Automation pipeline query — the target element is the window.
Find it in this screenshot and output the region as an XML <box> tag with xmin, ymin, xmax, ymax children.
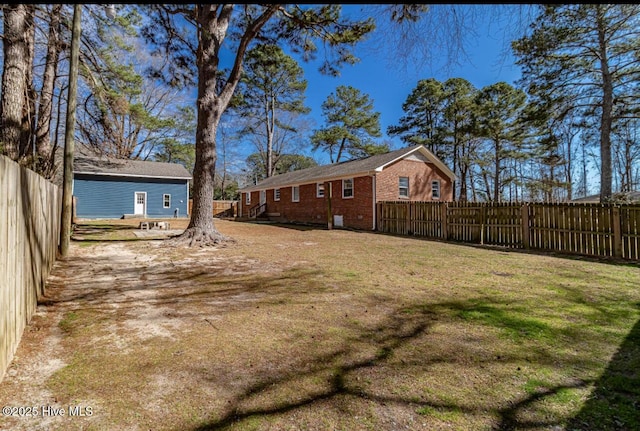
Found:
<box><xmin>292</xmin><ymin>185</ymin><xmax>300</xmax><ymax>202</ymax></box>
<box><xmin>399</xmin><ymin>177</ymin><xmax>409</xmax><ymax>198</ymax></box>
<box><xmin>274</xmin><ymin>188</ymin><xmax>280</xmax><ymax>201</ymax></box>
<box><xmin>432</xmin><ymin>180</ymin><xmax>441</xmax><ymax>199</ymax></box>
<box><xmin>246</xmin><ymin>192</ymin><xmax>251</xmax><ymax>205</ymax></box>
<box><xmin>163</xmin><ymin>194</ymin><xmax>171</xmax><ymax>208</ymax></box>
<box><xmin>342</xmin><ymin>178</ymin><xmax>354</xmax><ymax>198</ymax></box>
<box><xmin>317</xmin><ymin>183</ymin><xmax>325</xmax><ymax>198</ymax></box>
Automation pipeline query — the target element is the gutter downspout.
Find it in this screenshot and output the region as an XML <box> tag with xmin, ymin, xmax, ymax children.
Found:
<box><xmin>372</xmin><ymin>174</ymin><xmax>376</xmax><ymax>230</ymax></box>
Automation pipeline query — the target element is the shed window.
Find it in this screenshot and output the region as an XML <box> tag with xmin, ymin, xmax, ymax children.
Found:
<box><xmin>342</xmin><ymin>178</ymin><xmax>354</xmax><ymax>199</ymax></box>
<box><xmin>317</xmin><ymin>183</ymin><xmax>325</xmax><ymax>198</ymax></box>
<box><xmin>432</xmin><ymin>180</ymin><xmax>441</xmax><ymax>199</ymax></box>
<box><xmin>163</xmin><ymin>194</ymin><xmax>171</xmax><ymax>208</ymax></box>
<box><xmin>292</xmin><ymin>186</ymin><xmax>300</xmax><ymax>202</ymax></box>
<box><xmin>399</xmin><ymin>177</ymin><xmax>409</xmax><ymax>198</ymax></box>
<box><xmin>274</xmin><ymin>188</ymin><xmax>280</xmax><ymax>201</ymax></box>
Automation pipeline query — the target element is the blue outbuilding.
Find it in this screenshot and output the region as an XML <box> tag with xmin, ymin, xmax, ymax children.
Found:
<box><xmin>73</xmin><ymin>155</ymin><xmax>191</xmax><ymax>219</ymax></box>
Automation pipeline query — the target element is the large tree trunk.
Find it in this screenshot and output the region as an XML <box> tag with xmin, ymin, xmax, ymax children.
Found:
<box><xmin>35</xmin><ymin>4</ymin><xmax>63</xmax><ymax>178</ymax></box>
<box><xmin>174</xmin><ymin>5</ymin><xmax>230</xmax><ymax>246</ymax></box>
<box><xmin>21</xmin><ymin>4</ymin><xmax>36</xmax><ymax>160</ymax></box>
<box><xmin>172</xmin><ymin>4</ymin><xmax>279</xmax><ymax>246</ymax></box>
<box><xmin>597</xmin><ymin>6</ymin><xmax>613</xmax><ymax>203</ymax></box>
<box><xmin>1</xmin><ymin>4</ymin><xmax>31</xmax><ymax>161</ymax></box>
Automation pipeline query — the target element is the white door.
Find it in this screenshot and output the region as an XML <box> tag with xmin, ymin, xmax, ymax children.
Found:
<box><xmin>134</xmin><ymin>192</ymin><xmax>146</xmax><ymax>215</ymax></box>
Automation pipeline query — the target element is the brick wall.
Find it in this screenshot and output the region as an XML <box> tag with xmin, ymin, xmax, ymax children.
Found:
<box><xmin>239</xmin><ymin>157</ymin><xmax>453</xmax><ymax>230</ymax></box>
<box><xmin>375</xmin><ymin>158</ymin><xmax>453</xmax><ymax>202</ymax></box>
<box><xmin>241</xmin><ymin>176</ymin><xmax>375</xmax><ymax>230</ymax></box>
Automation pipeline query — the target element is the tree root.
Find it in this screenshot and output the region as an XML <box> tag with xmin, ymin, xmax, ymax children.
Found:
<box><xmin>166</xmin><ymin>226</ymin><xmax>236</xmax><ymax>248</ymax></box>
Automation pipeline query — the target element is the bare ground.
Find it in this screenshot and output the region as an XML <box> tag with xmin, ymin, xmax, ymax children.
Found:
<box><xmin>1</xmin><ymin>219</ymin><xmax>639</xmax><ymax>431</ymax></box>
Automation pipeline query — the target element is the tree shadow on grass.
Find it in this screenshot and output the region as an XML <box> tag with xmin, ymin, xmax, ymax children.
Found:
<box><xmin>191</xmin><ymin>305</ymin><xmax>453</xmax><ymax>431</ymax></box>
<box><xmin>564</xmin><ymin>315</ymin><xmax>640</xmax><ymax>431</ymax></box>
<box><xmin>186</xmin><ymin>298</ymin><xmax>639</xmax><ymax>431</ymax></box>
<box><xmin>34</xmin><ymin>242</ymin><xmax>640</xmax><ymax>430</ymax></box>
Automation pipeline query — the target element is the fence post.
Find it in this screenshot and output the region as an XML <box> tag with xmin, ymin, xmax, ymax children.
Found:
<box><xmin>441</xmin><ymin>202</ymin><xmax>448</xmax><ymax>240</ymax></box>
<box><xmin>405</xmin><ymin>202</ymin><xmax>412</xmax><ymax>235</ymax></box>
<box><xmin>521</xmin><ymin>203</ymin><xmax>530</xmax><ymax>249</ymax></box>
<box><xmin>480</xmin><ymin>205</ymin><xmax>486</xmax><ymax>245</ymax></box>
<box><xmin>612</xmin><ymin>206</ymin><xmax>622</xmax><ymax>258</ymax></box>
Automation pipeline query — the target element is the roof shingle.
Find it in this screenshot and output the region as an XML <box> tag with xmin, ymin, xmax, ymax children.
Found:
<box><xmin>241</xmin><ymin>145</ymin><xmax>454</xmax><ymax>192</ymax></box>
<box><xmin>74</xmin><ymin>155</ymin><xmax>192</xmax><ymax>180</ymax></box>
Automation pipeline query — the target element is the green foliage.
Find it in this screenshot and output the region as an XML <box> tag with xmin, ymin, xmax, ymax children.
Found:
<box><xmin>214</xmin><ymin>180</ymin><xmax>240</xmax><ymax>201</ymax></box>
<box><xmin>154</xmin><ymin>140</ymin><xmax>195</xmax><ymax>172</ymax></box>
<box><xmin>388</xmin><ymin>78</ymin><xmax>447</xmax><ymax>159</ymax></box>
<box><xmin>245</xmin><ymin>152</ymin><xmax>318</xmax><ymax>183</ymax></box>
<box><xmin>79</xmin><ymin>5</ymin><xmax>189</xmax><ymax>160</ymax></box>
<box><xmin>311</xmin><ymin>85</ymin><xmax>387</xmax><ymax>163</ymax></box>
<box><xmin>234</xmin><ymin>44</ymin><xmax>310</xmax><ymax>177</ymax></box>
<box><xmin>273</xmin><ymin>5</ymin><xmax>376</xmax><ymax>77</ymax></box>
<box><xmin>153</xmin><ymin>106</ymin><xmax>196</xmax><ymax>172</ymax></box>
<box><xmin>238</xmin><ymin>44</ymin><xmax>309</xmax><ymax>116</ymax></box>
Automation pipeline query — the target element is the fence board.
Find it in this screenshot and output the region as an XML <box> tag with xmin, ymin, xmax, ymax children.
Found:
<box><xmin>377</xmin><ymin>200</ymin><xmax>640</xmax><ymax>262</ymax></box>
<box><xmin>0</xmin><ymin>156</ymin><xmax>61</xmax><ymax>382</ymax></box>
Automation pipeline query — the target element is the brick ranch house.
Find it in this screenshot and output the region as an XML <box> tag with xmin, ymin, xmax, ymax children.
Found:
<box><xmin>239</xmin><ymin>145</ymin><xmax>455</xmax><ymax>230</ymax></box>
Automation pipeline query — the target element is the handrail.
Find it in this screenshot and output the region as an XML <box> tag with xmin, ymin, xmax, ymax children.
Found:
<box><xmin>249</xmin><ymin>202</ymin><xmax>267</xmax><ymax>218</ymax></box>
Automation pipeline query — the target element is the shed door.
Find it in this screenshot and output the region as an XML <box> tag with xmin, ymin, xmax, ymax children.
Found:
<box><xmin>134</xmin><ymin>192</ymin><xmax>146</xmax><ymax>215</ymax></box>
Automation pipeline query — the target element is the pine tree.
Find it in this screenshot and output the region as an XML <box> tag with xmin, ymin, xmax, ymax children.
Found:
<box><xmin>513</xmin><ymin>4</ymin><xmax>640</xmax><ymax>202</ymax></box>
<box><xmin>235</xmin><ymin>44</ymin><xmax>310</xmax><ymax>178</ymax></box>
<box><xmin>311</xmin><ymin>85</ymin><xmax>386</xmax><ymax>163</ymax></box>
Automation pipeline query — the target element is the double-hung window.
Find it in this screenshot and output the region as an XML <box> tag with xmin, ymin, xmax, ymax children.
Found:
<box><xmin>292</xmin><ymin>186</ymin><xmax>300</xmax><ymax>202</ymax></box>
<box><xmin>398</xmin><ymin>177</ymin><xmax>409</xmax><ymax>198</ymax></box>
<box><xmin>163</xmin><ymin>194</ymin><xmax>171</xmax><ymax>208</ymax></box>
<box><xmin>274</xmin><ymin>188</ymin><xmax>280</xmax><ymax>201</ymax></box>
<box><xmin>342</xmin><ymin>178</ymin><xmax>354</xmax><ymax>198</ymax></box>
<box><xmin>246</xmin><ymin>192</ymin><xmax>251</xmax><ymax>205</ymax></box>
<box><xmin>317</xmin><ymin>183</ymin><xmax>325</xmax><ymax>198</ymax></box>
<box><xmin>432</xmin><ymin>180</ymin><xmax>441</xmax><ymax>199</ymax></box>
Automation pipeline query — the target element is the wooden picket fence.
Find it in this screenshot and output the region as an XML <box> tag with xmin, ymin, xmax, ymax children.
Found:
<box><xmin>188</xmin><ymin>199</ymin><xmax>238</xmax><ymax>218</ymax></box>
<box><xmin>376</xmin><ymin>201</ymin><xmax>640</xmax><ymax>261</ymax></box>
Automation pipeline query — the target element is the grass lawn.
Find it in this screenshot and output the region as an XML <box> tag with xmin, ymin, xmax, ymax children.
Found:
<box><xmin>1</xmin><ymin>219</ymin><xmax>638</xmax><ymax>431</ymax></box>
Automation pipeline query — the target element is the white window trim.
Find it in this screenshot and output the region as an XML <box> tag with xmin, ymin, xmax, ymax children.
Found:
<box><xmin>432</xmin><ymin>180</ymin><xmax>441</xmax><ymax>200</ymax></box>
<box><xmin>292</xmin><ymin>185</ymin><xmax>300</xmax><ymax>202</ymax></box>
<box><xmin>163</xmin><ymin>194</ymin><xmax>171</xmax><ymax>208</ymax></box>
<box><xmin>399</xmin><ymin>177</ymin><xmax>409</xmax><ymax>199</ymax></box>
<box><xmin>274</xmin><ymin>188</ymin><xmax>280</xmax><ymax>201</ymax></box>
<box><xmin>246</xmin><ymin>192</ymin><xmax>251</xmax><ymax>205</ymax></box>
<box><xmin>316</xmin><ymin>182</ymin><xmax>325</xmax><ymax>198</ymax></box>
<box><xmin>342</xmin><ymin>178</ymin><xmax>354</xmax><ymax>199</ymax></box>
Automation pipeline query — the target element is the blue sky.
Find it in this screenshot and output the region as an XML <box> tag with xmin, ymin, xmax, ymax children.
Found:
<box><xmin>231</xmin><ymin>5</ymin><xmax>526</xmax><ymax>167</ymax></box>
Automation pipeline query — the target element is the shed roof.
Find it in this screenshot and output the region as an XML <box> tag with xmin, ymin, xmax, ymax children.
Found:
<box><xmin>241</xmin><ymin>145</ymin><xmax>455</xmax><ymax>192</ymax></box>
<box><xmin>74</xmin><ymin>155</ymin><xmax>192</xmax><ymax>180</ymax></box>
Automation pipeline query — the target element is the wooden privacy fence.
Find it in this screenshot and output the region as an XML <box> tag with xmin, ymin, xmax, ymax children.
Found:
<box><xmin>377</xmin><ymin>201</ymin><xmax>640</xmax><ymax>261</ymax></box>
<box><xmin>0</xmin><ymin>156</ymin><xmax>62</xmax><ymax>382</ymax></box>
<box><xmin>188</xmin><ymin>199</ymin><xmax>238</xmax><ymax>218</ymax></box>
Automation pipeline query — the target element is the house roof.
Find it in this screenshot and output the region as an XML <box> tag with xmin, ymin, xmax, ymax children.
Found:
<box><xmin>571</xmin><ymin>191</ymin><xmax>640</xmax><ymax>203</ymax></box>
<box><xmin>241</xmin><ymin>145</ymin><xmax>455</xmax><ymax>192</ymax></box>
<box><xmin>74</xmin><ymin>155</ymin><xmax>192</xmax><ymax>180</ymax></box>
